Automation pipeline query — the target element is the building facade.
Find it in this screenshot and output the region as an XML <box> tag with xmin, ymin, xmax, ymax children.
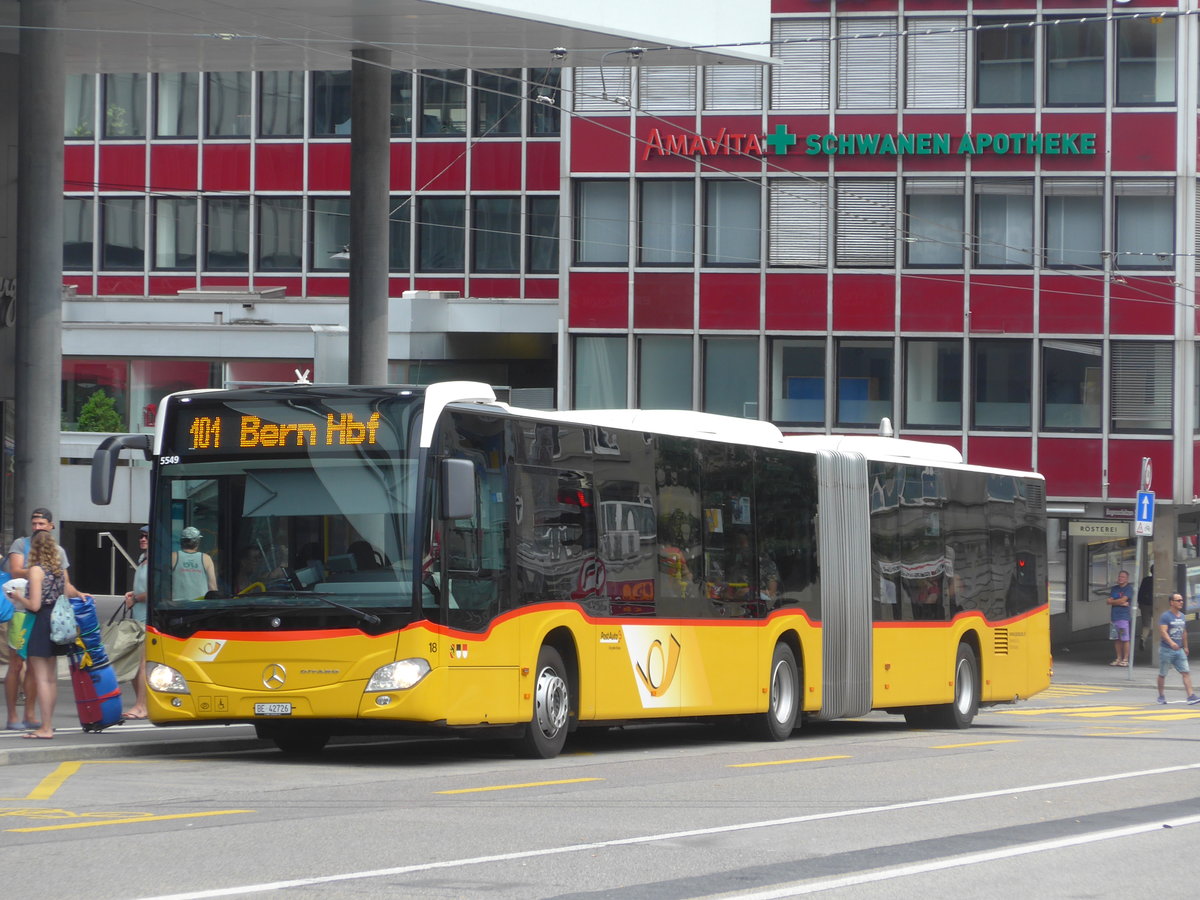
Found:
<box><xmin>23</xmin><ymin>0</ymin><xmax>1200</xmax><ymax>640</ymax></box>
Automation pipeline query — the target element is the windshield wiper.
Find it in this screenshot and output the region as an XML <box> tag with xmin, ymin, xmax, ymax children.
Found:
<box><xmin>248</xmin><ymin>591</ymin><xmax>382</xmax><ymax>626</ymax></box>
<box><xmin>159</xmin><ymin>593</ymin><xmax>381</xmax><ymax>627</ymax></box>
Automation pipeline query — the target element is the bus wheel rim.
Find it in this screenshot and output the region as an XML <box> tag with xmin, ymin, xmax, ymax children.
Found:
<box><xmin>771</xmin><ymin>660</ymin><xmax>796</xmax><ymax>723</ymax></box>
<box><xmin>954</xmin><ymin>659</ymin><xmax>974</xmax><ymax>715</ymax></box>
<box><xmin>535</xmin><ymin>666</ymin><xmax>569</xmax><ymax>737</ymax></box>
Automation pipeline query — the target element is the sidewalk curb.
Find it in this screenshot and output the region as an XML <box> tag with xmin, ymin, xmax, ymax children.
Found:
<box><xmin>0</xmin><ymin>735</ymin><xmax>271</xmax><ymax>768</ymax></box>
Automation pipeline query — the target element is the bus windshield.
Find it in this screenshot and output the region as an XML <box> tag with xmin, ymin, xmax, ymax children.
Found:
<box><xmin>149</xmin><ymin>393</ymin><xmax>423</xmax><ymax>635</ymax></box>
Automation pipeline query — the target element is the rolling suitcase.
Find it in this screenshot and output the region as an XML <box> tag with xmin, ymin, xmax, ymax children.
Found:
<box><xmin>68</xmin><ymin>654</ymin><xmax>124</xmax><ymax>732</ymax></box>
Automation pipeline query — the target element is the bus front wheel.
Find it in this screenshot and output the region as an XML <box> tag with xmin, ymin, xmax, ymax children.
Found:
<box><xmin>516</xmin><ymin>646</ymin><xmax>571</xmax><ymax>759</ymax></box>
<box><xmin>750</xmin><ymin>643</ymin><xmax>800</xmax><ymax>741</ymax></box>
<box><xmin>926</xmin><ymin>643</ymin><xmax>979</xmax><ymax>729</ymax></box>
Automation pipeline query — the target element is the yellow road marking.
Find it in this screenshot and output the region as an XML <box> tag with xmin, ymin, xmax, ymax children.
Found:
<box><xmin>25</xmin><ymin>760</ymin><xmax>150</xmax><ymax>801</ymax></box>
<box><xmin>1082</xmin><ymin>730</ymin><xmax>1161</xmax><ymax>736</ymax></box>
<box><xmin>996</xmin><ymin>706</ymin><xmax>1140</xmax><ymax>716</ymax></box>
<box><xmin>931</xmin><ymin>739</ymin><xmax>1020</xmax><ymax>750</ymax></box>
<box><xmin>436</xmin><ymin>778</ymin><xmax>603</xmax><ymax>795</ymax></box>
<box><xmin>7</xmin><ymin>809</ymin><xmax>253</xmax><ymax>832</ymax></box>
<box><xmin>730</xmin><ymin>755</ymin><xmax>851</xmax><ymax>768</ymax></box>
<box><xmin>1127</xmin><ymin>712</ymin><xmax>1200</xmax><ymax>721</ymax></box>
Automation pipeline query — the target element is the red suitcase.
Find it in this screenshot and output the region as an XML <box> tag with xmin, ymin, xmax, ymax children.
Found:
<box><xmin>68</xmin><ymin>655</ymin><xmax>124</xmax><ymax>732</ymax></box>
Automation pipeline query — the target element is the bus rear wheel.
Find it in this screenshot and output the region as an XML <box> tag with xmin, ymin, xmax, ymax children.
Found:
<box><xmin>926</xmin><ymin>643</ymin><xmax>979</xmax><ymax>729</ymax></box>
<box><xmin>749</xmin><ymin>643</ymin><xmax>799</xmax><ymax>741</ymax></box>
<box><xmin>516</xmin><ymin>646</ymin><xmax>571</xmax><ymax>759</ymax></box>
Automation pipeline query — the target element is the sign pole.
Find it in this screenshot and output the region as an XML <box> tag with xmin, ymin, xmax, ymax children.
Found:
<box><xmin>1129</xmin><ymin>458</ymin><xmax>1154</xmax><ymax>681</ymax></box>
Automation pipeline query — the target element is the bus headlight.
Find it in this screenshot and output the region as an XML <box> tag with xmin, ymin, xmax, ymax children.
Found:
<box><xmin>366</xmin><ymin>658</ymin><xmax>430</xmax><ymax>692</ymax></box>
<box><xmin>147</xmin><ymin>663</ymin><xmax>190</xmax><ymax>694</ymax></box>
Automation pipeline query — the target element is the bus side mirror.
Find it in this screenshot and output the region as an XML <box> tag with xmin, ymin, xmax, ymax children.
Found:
<box><xmin>91</xmin><ymin>433</ymin><xmax>153</xmax><ymax>505</ymax></box>
<box><xmin>440</xmin><ymin>458</ymin><xmax>477</xmax><ymax>520</ymax></box>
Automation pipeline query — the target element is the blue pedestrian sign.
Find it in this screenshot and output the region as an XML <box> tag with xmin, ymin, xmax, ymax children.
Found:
<box><xmin>1135</xmin><ymin>490</ymin><xmax>1155</xmax><ymax>537</ymax></box>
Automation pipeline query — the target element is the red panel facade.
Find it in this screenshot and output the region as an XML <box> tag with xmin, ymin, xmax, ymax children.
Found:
<box><xmin>307</xmin><ymin>144</ymin><xmax>350</xmax><ymax>191</ymax></box>
<box><xmin>636</xmin><ymin>116</ymin><xmax>700</xmax><ymax>173</ymax></box>
<box><xmin>900</xmin><ymin>275</ymin><xmax>964</xmax><ymax>332</ymax></box>
<box><xmin>1039</xmin><ymin>276</ymin><xmax>1104</xmax><ymax>334</ymax></box>
<box><xmin>700</xmin><ymin>273</ymin><xmax>760</xmax><ymax>330</ymax></box>
<box><xmin>468</xmin><ymin>277</ymin><xmax>522</xmax><ymax>299</ymax></box>
<box><xmin>899</xmin><ymin>115</ymin><xmax>966</xmax><ymax>173</ymax></box>
<box><xmin>1109</xmin><ymin>439</ymin><xmax>1174</xmax><ymax>500</ymax></box>
<box><xmin>96</xmin><ymin>275</ymin><xmax>144</xmax><ymax>294</ymax></box>
<box><xmin>523</xmin><ymin>278</ymin><xmax>559</xmax><ymax>299</ymax></box>
<box><xmin>64</xmin><ymin>145</ymin><xmax>94</xmax><ymax>191</ymax></box>
<box><xmin>389</xmin><ymin>143</ymin><xmax>412</xmax><ymax>191</ymax></box>
<box><xmin>415</xmin><ymin>142</ymin><xmax>467</xmax><ymax>191</ymax></box>
<box><xmin>964</xmin><ymin>436</ymin><xmax>1032</xmax><ymax>472</ymax></box>
<box><xmin>830</xmin><ymin>115</ymin><xmax>899</xmax><ymax>173</ymax></box>
<box><xmin>969</xmin><ymin>276</ymin><xmax>1033</xmax><ymax>333</ymax></box>
<box><xmin>525</xmin><ymin>142</ymin><xmax>560</xmax><ymax>191</ymax></box>
<box><xmin>149</xmin><ymin>144</ymin><xmax>198</xmax><ymax>192</ymax></box>
<box><xmin>471</xmin><ymin>142</ymin><xmax>522</xmax><ymax>190</ymax></box>
<box><xmin>201</xmin><ymin>144</ymin><xmax>250</xmax><ymax>192</ymax></box>
<box><xmin>765</xmin><ymin>273</ymin><xmax>827</xmax><ymax>331</ymax></box>
<box><xmin>634</xmin><ymin>272</ymin><xmax>694</xmax><ymax>329</ymax></box>
<box><xmin>1110</xmin><ymin>278</ymin><xmax>1175</xmax><ymax>336</ymax></box>
<box><xmin>968</xmin><ymin>114</ymin><xmax>1037</xmax><ymax>172</ymax></box>
<box><xmin>697</xmin><ymin>117</ymin><xmax>769</xmax><ymax>172</ymax></box>
<box><xmin>1039</xmin><ymin>113</ymin><xmax>1105</xmax><ymax>171</ymax></box>
<box><xmin>570</xmin><ymin>118</ymin><xmax>631</xmax><ymax>173</ymax></box>
<box><xmin>1037</xmin><ymin>438</ymin><xmax>1103</xmax><ymax>498</ymax></box>
<box><xmin>98</xmin><ymin>144</ymin><xmax>145</xmax><ymax>192</ymax></box>
<box><xmin>569</xmin><ymin>272</ymin><xmax>629</xmax><ymax>328</ymax></box>
<box><xmin>148</xmin><ymin>276</ymin><xmax>197</xmax><ymax>295</ymax></box>
<box><xmin>764</xmin><ymin>116</ymin><xmax>832</xmax><ymax>173</ymax></box>
<box><xmin>831</xmin><ymin>274</ymin><xmax>894</xmax><ymax>332</ymax></box>
<box><xmin>1111</xmin><ymin>113</ymin><xmax>1176</xmax><ymax>171</ymax></box>
<box><xmin>254</xmin><ymin>144</ymin><xmax>304</xmax><ymax>191</ymax></box>
<box><xmin>306</xmin><ymin>277</ymin><xmax>350</xmax><ymax>297</ymax></box>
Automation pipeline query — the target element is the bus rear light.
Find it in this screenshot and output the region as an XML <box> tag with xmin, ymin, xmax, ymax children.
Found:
<box><xmin>366</xmin><ymin>658</ymin><xmax>430</xmax><ymax>692</ymax></box>
<box><xmin>147</xmin><ymin>663</ymin><xmax>190</xmax><ymax>694</ymax></box>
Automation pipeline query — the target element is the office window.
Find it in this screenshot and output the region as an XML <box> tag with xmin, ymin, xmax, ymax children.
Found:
<box><xmin>204</xmin><ymin>197</ymin><xmax>249</xmax><ymax>271</ymax></box>
<box><xmin>153</xmin><ymin>198</ymin><xmax>197</xmax><ymax>270</ymax></box>
<box><xmin>417</xmin><ymin>196</ymin><xmax>464</xmax><ymax>272</ymax></box>
<box><xmin>156</xmin><ymin>73</ymin><xmax>198</xmax><ymax>137</ymax></box>
<box><xmin>63</xmin><ymin>197</ymin><xmax>94</xmax><ymax>270</ymax></box>
<box><xmin>771</xmin><ymin>339</ymin><xmax>824</xmax><ymax>425</ymax></box>
<box><xmin>641</xmin><ymin>181</ymin><xmax>693</xmax><ymax>265</ymax></box>
<box><xmin>474</xmin><ymin>69</ymin><xmax>521</xmax><ymax>136</ymax></box>
<box><xmin>1042</xmin><ymin>341</ymin><xmax>1101</xmax><ymax>431</ymax></box>
<box><xmin>974</xmin><ymin>179</ymin><xmax>1033</xmax><ymax>267</ymax></box>
<box><xmin>65</xmin><ymin>74</ymin><xmax>95</xmax><ymax>138</ymax></box>
<box><xmin>572</xmin><ymin>67</ymin><xmax>630</xmax><ymax>113</ymax></box>
<box><xmin>388</xmin><ymin>199</ymin><xmax>411</xmax><ymax>272</ymax></box>
<box><xmin>1111</xmin><ymin>342</ymin><xmax>1172</xmax><ymax>432</ymax></box>
<box><xmin>836</xmin><ymin>179</ymin><xmax>896</xmax><ymax>267</ymax></box>
<box><xmin>575</xmin><ymin>181</ymin><xmax>628</xmax><ymax>265</ymax></box>
<box><xmin>976</xmin><ymin>18</ymin><xmax>1034</xmax><ymax>106</ymax></box>
<box><xmin>1114</xmin><ymin>180</ymin><xmax>1174</xmax><ymax>270</ymax></box>
<box><xmin>1117</xmin><ymin>18</ymin><xmax>1176</xmax><ymax>106</ymax></box>
<box><xmin>420</xmin><ymin>69</ymin><xmax>467</xmax><ymax>136</ymax></box>
<box><xmin>771</xmin><ymin>18</ymin><xmax>830</xmax><ymax>109</ymax></box>
<box><xmin>837</xmin><ymin>340</ymin><xmax>892</xmax><ymax>427</ymax></box>
<box><xmin>1044</xmin><ymin>180</ymin><xmax>1103</xmax><ymax>268</ymax></box>
<box><xmin>311</xmin><ymin>198</ymin><xmax>349</xmax><ymax>271</ymax></box>
<box><xmin>704</xmin><ymin>339</ymin><xmax>758</xmax><ymax>418</ymax></box>
<box><xmin>838</xmin><ymin>17</ymin><xmax>897</xmax><ymax>109</ymax></box>
<box><xmin>206</xmin><ymin>72</ymin><xmax>251</xmax><ymax>137</ymax></box>
<box><xmin>704</xmin><ymin>66</ymin><xmax>762</xmax><ymax>110</ymax></box>
<box><xmin>311</xmin><ymin>71</ymin><xmax>351</xmax><ymax>136</ymax></box>
<box><xmin>575</xmin><ymin>336</ymin><xmax>627</xmax><ymax>409</ymax></box>
<box><xmin>905</xmin><ymin>17</ymin><xmax>965</xmax><ymax>108</ymax></box>
<box><xmin>639</xmin><ymin>336</ymin><xmax>693</xmax><ymax>409</ymax></box>
<box><xmin>100</xmin><ymin>198</ymin><xmax>145</xmax><ymax>270</ymax></box>
<box><xmin>972</xmin><ymin>340</ymin><xmax>1031</xmax><ymax>429</ymax></box>
<box><xmin>1046</xmin><ymin>20</ymin><xmax>1105</xmax><ymax>106</ymax></box>
<box><xmin>102</xmin><ymin>73</ymin><xmax>146</xmax><ymax>138</ymax></box>
<box><xmin>905</xmin><ymin>179</ymin><xmax>964</xmax><ymax>267</ymax></box>
<box><xmin>527</xmin><ymin>196</ymin><xmax>559</xmax><ymax>274</ymax></box>
<box><xmin>256</xmin><ymin>198</ymin><xmax>302</xmax><ymax>271</ymax></box>
<box><xmin>905</xmin><ymin>340</ymin><xmax>962</xmax><ymax>428</ymax></box>
<box><xmin>639</xmin><ymin>67</ymin><xmax>697</xmax><ymax>112</ymax></box>
<box><xmin>472</xmin><ymin>196</ymin><xmax>519</xmax><ymax>273</ymax></box>
<box><xmin>390</xmin><ymin>72</ymin><xmax>413</xmax><ymax>136</ymax></box>
<box><xmin>528</xmin><ymin>68</ymin><xmax>561</xmax><ymax>135</ymax></box>
<box><xmin>769</xmin><ymin>178</ymin><xmax>827</xmax><ymax>267</ymax></box>
<box><xmin>62</xmin><ymin>358</ymin><xmax>128</xmax><ymax>431</ymax></box>
<box><xmin>704</xmin><ymin>180</ymin><xmax>760</xmax><ymax>266</ymax></box>
<box><xmin>260</xmin><ymin>71</ymin><xmax>305</xmax><ymax>137</ymax></box>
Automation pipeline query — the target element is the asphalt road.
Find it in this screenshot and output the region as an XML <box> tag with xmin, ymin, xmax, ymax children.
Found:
<box><xmin>1</xmin><ymin>639</ymin><xmax>1197</xmax><ymax>899</ymax></box>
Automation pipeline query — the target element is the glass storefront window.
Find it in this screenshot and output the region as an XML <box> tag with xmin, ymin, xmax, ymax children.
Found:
<box><xmin>772</xmin><ymin>339</ymin><xmax>824</xmax><ymax>425</ymax></box>
<box><xmin>704</xmin><ymin>180</ymin><xmax>760</xmax><ymax>266</ymax></box>
<box><xmin>312</xmin><ymin>71</ymin><xmax>352</xmax><ymax>136</ymax></box>
<box><xmin>1045</xmin><ymin>20</ymin><xmax>1105</xmax><ymax>106</ymax></box>
<box><xmin>417</xmin><ymin>197</ymin><xmax>465</xmax><ymax>272</ymax></box>
<box><xmin>905</xmin><ymin>182</ymin><xmax>964</xmax><ymax>267</ymax></box>
<box><xmin>904</xmin><ymin>339</ymin><xmax>962</xmax><ymax>428</ymax></box>
<box><xmin>474</xmin><ymin>69</ymin><xmax>522</xmax><ymax>136</ymax></box>
<box><xmin>63</xmin><ymin>359</ymin><xmax>128</xmax><ymax>432</ymax></box>
<box><xmin>972</xmin><ymin>340</ymin><xmax>1031</xmax><ymax>429</ymax></box>
<box><xmin>64</xmin><ymin>197</ymin><xmax>94</xmax><ymax>270</ymax></box>
<box><xmin>1114</xmin><ymin>186</ymin><xmax>1174</xmax><ymax>270</ymax></box>
<box><xmin>206</xmin><ymin>72</ymin><xmax>251</xmax><ymax>137</ymax></box>
<box><xmin>528</xmin><ymin>68</ymin><xmax>561</xmax><ymax>135</ymax></box>
<box><xmin>103</xmin><ymin>73</ymin><xmax>146</xmax><ymax>138</ymax></box>
<box><xmin>641</xmin><ymin>180</ymin><xmax>694</xmax><ymax>265</ymax></box>
<box><xmin>260</xmin><ymin>71</ymin><xmax>305</xmax><ymax>137</ymax></box>
<box><xmin>974</xmin><ymin>180</ymin><xmax>1034</xmax><ymax>267</ymax></box>
<box><xmin>1042</xmin><ymin>341</ymin><xmax>1101</xmax><ymax>431</ymax></box>
<box><xmin>204</xmin><ymin>197</ymin><xmax>250</xmax><ymax>271</ymax></box>
<box><xmin>131</xmin><ymin>360</ymin><xmax>216</xmax><ymax>431</ymax></box>
<box><xmin>65</xmin><ymin>74</ymin><xmax>95</xmax><ymax>138</ymax></box>
<box><xmin>471</xmin><ymin>197</ymin><xmax>519</xmax><ymax>273</ymax></box>
<box><xmin>1044</xmin><ymin>184</ymin><xmax>1103</xmax><ymax>268</ymax></box>
<box><xmin>256</xmin><ymin>197</ymin><xmax>302</xmax><ymax>271</ymax></box>
<box><xmin>389</xmin><ymin>199</ymin><xmax>411</xmax><ymax>272</ymax></box>
<box><xmin>1117</xmin><ymin>18</ymin><xmax>1176</xmax><ymax>106</ymax></box>
<box><xmin>639</xmin><ymin>335</ymin><xmax>693</xmax><ymax>409</ymax></box>
<box><xmin>391</xmin><ymin>72</ymin><xmax>413</xmax><ymax>136</ymax></box>
<box><xmin>100</xmin><ymin>198</ymin><xmax>145</xmax><ymax>271</ymax></box>
<box><xmin>311</xmin><ymin>198</ymin><xmax>349</xmax><ymax>271</ymax></box>
<box><xmin>576</xmin><ymin>181</ymin><xmax>628</xmax><ymax>265</ymax></box>
<box><xmin>574</xmin><ymin>336</ymin><xmax>627</xmax><ymax>409</ymax></box>
<box><xmin>153</xmin><ymin>198</ymin><xmax>197</xmax><ymax>270</ymax></box>
<box><xmin>225</xmin><ymin>360</ymin><xmax>313</xmax><ymax>387</ymax></box>
<box><xmin>527</xmin><ymin>196</ymin><xmax>559</xmax><ymax>274</ymax></box>
<box><xmin>419</xmin><ymin>69</ymin><xmax>467</xmax><ymax>136</ymax></box>
<box><xmin>976</xmin><ymin>18</ymin><xmax>1034</xmax><ymax>107</ymax></box>
<box><xmin>837</xmin><ymin>340</ymin><xmax>892</xmax><ymax>427</ymax></box>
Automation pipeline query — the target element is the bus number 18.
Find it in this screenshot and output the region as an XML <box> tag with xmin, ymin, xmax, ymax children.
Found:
<box><xmin>190</xmin><ymin>416</ymin><xmax>222</xmax><ymax>450</ymax></box>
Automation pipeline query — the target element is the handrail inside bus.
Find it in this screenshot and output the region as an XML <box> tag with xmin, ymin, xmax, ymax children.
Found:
<box><xmin>91</xmin><ymin>433</ymin><xmax>154</xmax><ymax>505</ymax></box>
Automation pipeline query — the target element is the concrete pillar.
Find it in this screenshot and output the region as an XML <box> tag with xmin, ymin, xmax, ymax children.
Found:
<box><xmin>348</xmin><ymin>47</ymin><xmax>391</xmax><ymax>385</ymax></box>
<box><xmin>14</xmin><ymin>0</ymin><xmax>65</xmax><ymax>524</ymax></box>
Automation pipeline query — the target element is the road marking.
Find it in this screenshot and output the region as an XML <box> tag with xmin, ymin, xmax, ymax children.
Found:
<box><xmin>729</xmin><ymin>755</ymin><xmax>851</xmax><ymax>768</ymax></box>
<box><xmin>721</xmin><ymin>812</ymin><xmax>1200</xmax><ymax>897</ymax></box>
<box><xmin>996</xmin><ymin>705</ymin><xmax>1140</xmax><ymax>716</ymax></box>
<box><xmin>1082</xmin><ymin>730</ymin><xmax>1160</xmax><ymax>736</ymax></box>
<box><xmin>1040</xmin><ymin>686</ymin><xmax>1119</xmax><ymax>697</ymax></box>
<box><xmin>436</xmin><ymin>778</ymin><xmax>603</xmax><ymax>795</ymax></box>
<box><xmin>930</xmin><ymin>740</ymin><xmax>1019</xmax><ymax>750</ymax></box>
<box><xmin>130</xmin><ymin>762</ymin><xmax>1200</xmax><ymax>900</ymax></box>
<box><xmin>25</xmin><ymin>760</ymin><xmax>150</xmax><ymax>800</ymax></box>
<box><xmin>7</xmin><ymin>809</ymin><xmax>253</xmax><ymax>832</ymax></box>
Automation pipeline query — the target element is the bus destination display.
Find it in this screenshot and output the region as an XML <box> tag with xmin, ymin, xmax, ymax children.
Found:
<box><xmin>173</xmin><ymin>407</ymin><xmax>383</xmax><ymax>456</ymax></box>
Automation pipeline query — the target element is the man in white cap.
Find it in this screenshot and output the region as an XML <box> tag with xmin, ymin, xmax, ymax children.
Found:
<box><xmin>171</xmin><ymin>526</ymin><xmax>217</xmax><ymax>601</ymax></box>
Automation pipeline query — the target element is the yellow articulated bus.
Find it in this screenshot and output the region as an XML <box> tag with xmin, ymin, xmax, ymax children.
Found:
<box><xmin>91</xmin><ymin>381</ymin><xmax>1050</xmax><ymax>757</ymax></box>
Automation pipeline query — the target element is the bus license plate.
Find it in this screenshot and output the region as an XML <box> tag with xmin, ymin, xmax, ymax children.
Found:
<box><xmin>254</xmin><ymin>703</ymin><xmax>292</xmax><ymax>716</ymax></box>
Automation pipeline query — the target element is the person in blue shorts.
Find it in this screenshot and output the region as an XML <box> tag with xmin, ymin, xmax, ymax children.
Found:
<box><xmin>1107</xmin><ymin>569</ymin><xmax>1133</xmax><ymax>667</ymax></box>
<box><xmin>1156</xmin><ymin>593</ymin><xmax>1199</xmax><ymax>705</ymax></box>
